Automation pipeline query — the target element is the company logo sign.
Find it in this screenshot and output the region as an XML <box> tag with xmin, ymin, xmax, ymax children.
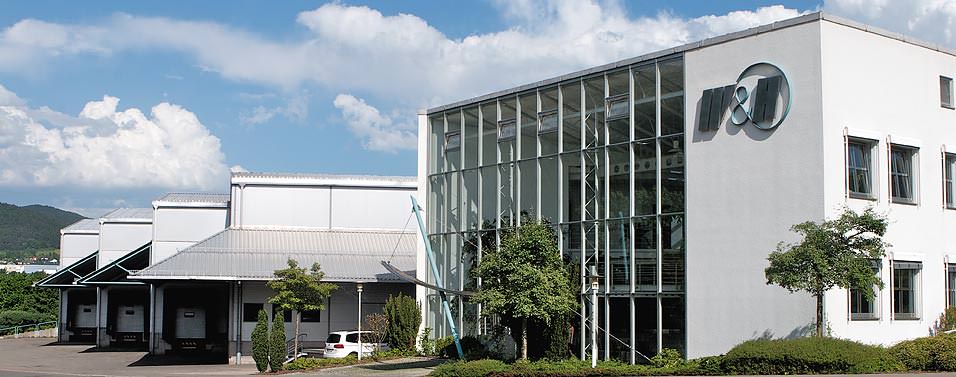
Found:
<box><xmin>697</xmin><ymin>62</ymin><xmax>791</xmax><ymax>132</ymax></box>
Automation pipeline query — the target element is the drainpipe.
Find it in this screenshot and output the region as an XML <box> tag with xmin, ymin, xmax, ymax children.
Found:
<box><xmin>149</xmin><ymin>284</ymin><xmax>155</xmax><ymax>353</ymax></box>
<box><xmin>236</xmin><ymin>281</ymin><xmax>243</xmax><ymax>365</ymax></box>
<box><xmin>95</xmin><ymin>286</ymin><xmax>102</xmax><ymax>348</ymax></box>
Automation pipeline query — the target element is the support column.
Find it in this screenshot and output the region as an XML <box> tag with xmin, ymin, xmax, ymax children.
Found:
<box><xmin>58</xmin><ymin>289</ymin><xmax>68</xmax><ymax>342</ymax></box>
<box><xmin>96</xmin><ymin>287</ymin><xmax>108</xmax><ymax>348</ymax></box>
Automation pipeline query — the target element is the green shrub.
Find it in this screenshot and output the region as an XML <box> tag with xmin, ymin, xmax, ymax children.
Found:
<box><xmin>283</xmin><ymin>355</ymin><xmax>357</xmax><ymax>371</ymax></box>
<box><xmin>269</xmin><ymin>311</ymin><xmax>286</xmax><ymax>372</ymax></box>
<box><xmin>385</xmin><ymin>293</ymin><xmax>421</xmax><ymax>351</ymax></box>
<box><xmin>683</xmin><ymin>355</ymin><xmax>724</xmax><ymax>375</ymax></box>
<box><xmin>430</xmin><ymin>359</ymin><xmax>509</xmax><ymax>377</ymax></box>
<box><xmin>649</xmin><ymin>348</ymin><xmax>683</xmax><ymax>369</ymax></box>
<box><xmin>434</xmin><ymin>336</ymin><xmax>454</xmax><ymax>357</ymax></box>
<box><xmin>0</xmin><ymin>310</ymin><xmax>53</xmax><ymax>328</ymax></box>
<box><xmin>890</xmin><ymin>333</ymin><xmax>956</xmax><ymax>371</ymax></box>
<box><xmin>440</xmin><ymin>335</ymin><xmax>499</xmax><ymax>360</ymax></box>
<box><xmin>932</xmin><ymin>307</ymin><xmax>956</xmax><ymax>335</ymax></box>
<box><xmin>723</xmin><ymin>337</ymin><xmax>904</xmax><ymax>374</ymax></box>
<box><xmin>251</xmin><ymin>309</ymin><xmax>269</xmax><ymax>372</ymax></box>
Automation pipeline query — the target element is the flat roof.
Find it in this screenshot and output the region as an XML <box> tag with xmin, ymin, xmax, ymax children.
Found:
<box><xmin>231</xmin><ymin>171</ymin><xmax>417</xmax><ymax>189</ymax></box>
<box><xmin>152</xmin><ymin>192</ymin><xmax>230</xmax><ymax>208</ymax></box>
<box><xmin>426</xmin><ymin>11</ymin><xmax>956</xmax><ymax>114</ymax></box>
<box><xmin>100</xmin><ymin>208</ymin><xmax>152</xmax><ymax>224</ymax></box>
<box><xmin>61</xmin><ymin>219</ymin><xmax>99</xmax><ymax>235</ymax></box>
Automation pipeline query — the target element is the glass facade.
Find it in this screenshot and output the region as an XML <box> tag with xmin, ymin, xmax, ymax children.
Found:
<box><xmin>425</xmin><ymin>56</ymin><xmax>686</xmax><ymax>361</ymax></box>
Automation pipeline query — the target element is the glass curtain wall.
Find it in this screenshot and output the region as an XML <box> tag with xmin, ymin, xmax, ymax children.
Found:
<box><xmin>425</xmin><ymin>56</ymin><xmax>686</xmax><ymax>362</ymax></box>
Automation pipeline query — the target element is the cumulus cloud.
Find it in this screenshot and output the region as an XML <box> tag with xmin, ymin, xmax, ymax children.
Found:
<box><xmin>0</xmin><ymin>1</ymin><xmax>815</xmax><ymax>152</ymax></box>
<box><xmin>239</xmin><ymin>93</ymin><xmax>308</xmax><ymax>126</ymax></box>
<box><xmin>824</xmin><ymin>0</ymin><xmax>956</xmax><ymax>47</ymax></box>
<box><xmin>0</xmin><ymin>86</ymin><xmax>228</xmax><ymax>189</ymax></box>
<box><xmin>332</xmin><ymin>94</ymin><xmax>416</xmax><ymax>152</ymax></box>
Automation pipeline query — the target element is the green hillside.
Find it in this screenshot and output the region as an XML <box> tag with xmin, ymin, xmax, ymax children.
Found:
<box><xmin>0</xmin><ymin>203</ymin><xmax>85</xmax><ymax>253</ymax></box>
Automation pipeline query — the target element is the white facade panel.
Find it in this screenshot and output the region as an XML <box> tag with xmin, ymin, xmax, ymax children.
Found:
<box><xmin>684</xmin><ymin>21</ymin><xmax>823</xmax><ymax>358</ymax></box>
<box><xmin>819</xmin><ymin>19</ymin><xmax>956</xmax><ymax>345</ymax></box>
<box><xmin>60</xmin><ymin>233</ymin><xmax>99</xmax><ymax>267</ymax></box>
<box><xmin>237</xmin><ymin>186</ymin><xmax>331</xmax><ymax>228</ymax></box>
<box><xmin>330</xmin><ymin>187</ymin><xmax>416</xmax><ymax>229</ymax></box>
<box><xmin>98</xmin><ymin>223</ymin><xmax>152</xmax><ymax>268</ymax></box>
<box><xmin>152</xmin><ymin>207</ymin><xmax>228</xmax><ymax>263</ymax></box>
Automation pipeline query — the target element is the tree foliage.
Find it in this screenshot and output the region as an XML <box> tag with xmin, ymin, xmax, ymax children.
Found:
<box><xmin>765</xmin><ymin>207</ymin><xmax>888</xmax><ymax>337</ymax></box>
<box><xmin>384</xmin><ymin>293</ymin><xmax>421</xmax><ymax>351</ymax></box>
<box><xmin>473</xmin><ymin>220</ymin><xmax>578</xmax><ymax>359</ymax></box>
<box><xmin>251</xmin><ymin>309</ymin><xmax>269</xmax><ymax>372</ymax></box>
<box><xmin>364</xmin><ymin>313</ymin><xmax>389</xmax><ymax>351</ymax></box>
<box><xmin>268</xmin><ymin>259</ymin><xmax>338</xmax><ymax>360</ymax></box>
<box><xmin>270</xmin><ymin>310</ymin><xmax>286</xmax><ymax>372</ymax></box>
<box><xmin>0</xmin><ymin>271</ymin><xmax>58</xmax><ymax>328</ymax></box>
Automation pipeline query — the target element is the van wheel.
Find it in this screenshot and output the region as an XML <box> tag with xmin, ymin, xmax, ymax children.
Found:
<box><xmin>348</xmin><ymin>352</ymin><xmax>358</xmax><ymax>358</ymax></box>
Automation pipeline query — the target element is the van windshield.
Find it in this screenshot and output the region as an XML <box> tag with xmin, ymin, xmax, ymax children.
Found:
<box><xmin>326</xmin><ymin>334</ymin><xmax>340</xmax><ymax>343</ymax></box>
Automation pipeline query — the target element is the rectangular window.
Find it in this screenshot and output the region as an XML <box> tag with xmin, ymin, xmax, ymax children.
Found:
<box><xmin>538</xmin><ymin>110</ymin><xmax>558</xmax><ymax>134</ymax></box>
<box><xmin>498</xmin><ymin>119</ymin><xmax>516</xmax><ymax>141</ymax></box>
<box><xmin>847</xmin><ymin>139</ymin><xmax>874</xmax><ymax>199</ymax></box>
<box><xmin>849</xmin><ymin>263</ymin><xmax>880</xmax><ymax>320</ymax></box>
<box><xmin>946</xmin><ymin>154</ymin><xmax>956</xmax><ymax>208</ymax></box>
<box><xmin>893</xmin><ymin>261</ymin><xmax>921</xmax><ymax>320</ymax></box>
<box><xmin>444</xmin><ymin>131</ymin><xmax>461</xmax><ymax>151</ymax></box>
<box><xmin>301</xmin><ymin>309</ymin><xmax>321</xmax><ymax>323</ymax></box>
<box><xmin>942</xmin><ymin>76</ymin><xmax>954</xmax><ymax>109</ymax></box>
<box><xmin>272</xmin><ymin>306</ymin><xmax>292</xmax><ymax>323</ymax></box>
<box><xmin>890</xmin><ymin>145</ymin><xmax>916</xmax><ymax>204</ymax></box>
<box><xmin>243</xmin><ymin>303</ymin><xmax>263</xmax><ymax>322</ymax></box>
<box><xmin>606</xmin><ymin>95</ymin><xmax>629</xmax><ymax>120</ymax></box>
<box><xmin>949</xmin><ymin>264</ymin><xmax>956</xmax><ymax>308</ymax></box>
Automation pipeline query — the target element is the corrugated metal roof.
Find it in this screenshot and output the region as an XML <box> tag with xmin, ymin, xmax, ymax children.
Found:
<box><xmin>131</xmin><ymin>228</ymin><xmax>416</xmax><ymax>282</ymax></box>
<box><xmin>231</xmin><ymin>171</ymin><xmax>416</xmax><ymax>188</ymax></box>
<box><xmin>101</xmin><ymin>208</ymin><xmax>153</xmax><ymax>222</ymax></box>
<box><xmin>61</xmin><ymin>219</ymin><xmax>99</xmax><ymax>234</ymax></box>
<box><xmin>153</xmin><ymin>192</ymin><xmax>230</xmax><ymax>208</ymax></box>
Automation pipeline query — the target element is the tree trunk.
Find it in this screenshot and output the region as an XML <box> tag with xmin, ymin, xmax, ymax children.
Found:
<box><xmin>521</xmin><ymin>317</ymin><xmax>528</xmax><ymax>360</ymax></box>
<box><xmin>815</xmin><ymin>293</ymin><xmax>824</xmax><ymax>337</ymax></box>
<box><xmin>293</xmin><ymin>311</ymin><xmax>301</xmax><ymax>359</ymax></box>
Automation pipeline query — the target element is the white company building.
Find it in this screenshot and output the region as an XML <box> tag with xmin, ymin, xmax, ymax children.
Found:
<box><xmin>417</xmin><ymin>12</ymin><xmax>956</xmax><ymax>360</ymax></box>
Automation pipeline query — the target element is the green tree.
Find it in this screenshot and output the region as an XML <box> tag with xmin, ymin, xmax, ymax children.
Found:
<box><xmin>473</xmin><ymin>220</ymin><xmax>577</xmax><ymax>360</ymax></box>
<box><xmin>268</xmin><ymin>259</ymin><xmax>338</xmax><ymax>360</ymax></box>
<box><xmin>251</xmin><ymin>309</ymin><xmax>269</xmax><ymax>372</ymax></box>
<box><xmin>383</xmin><ymin>293</ymin><xmax>421</xmax><ymax>351</ymax></box>
<box><xmin>270</xmin><ymin>311</ymin><xmax>286</xmax><ymax>372</ymax></box>
<box><xmin>765</xmin><ymin>207</ymin><xmax>888</xmax><ymax>337</ymax></box>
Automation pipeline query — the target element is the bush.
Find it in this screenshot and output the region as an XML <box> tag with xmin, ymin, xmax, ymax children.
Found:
<box><xmin>430</xmin><ymin>359</ymin><xmax>509</xmax><ymax>377</ymax></box>
<box><xmin>649</xmin><ymin>348</ymin><xmax>683</xmax><ymax>369</ymax></box>
<box><xmin>270</xmin><ymin>311</ymin><xmax>286</xmax><ymax>372</ymax></box>
<box><xmin>0</xmin><ymin>310</ymin><xmax>52</xmax><ymax>328</ymax></box>
<box><xmin>932</xmin><ymin>307</ymin><xmax>956</xmax><ymax>335</ymax></box>
<box><xmin>890</xmin><ymin>333</ymin><xmax>956</xmax><ymax>371</ymax></box>
<box><xmin>283</xmin><ymin>355</ymin><xmax>357</xmax><ymax>371</ymax></box>
<box><xmin>440</xmin><ymin>335</ymin><xmax>499</xmax><ymax>360</ymax></box>
<box><xmin>722</xmin><ymin>337</ymin><xmax>904</xmax><ymax>374</ymax></box>
<box><xmin>384</xmin><ymin>293</ymin><xmax>421</xmax><ymax>351</ymax></box>
<box><xmin>251</xmin><ymin>310</ymin><xmax>269</xmax><ymax>372</ymax></box>
<box><xmin>435</xmin><ymin>336</ymin><xmax>454</xmax><ymax>357</ymax></box>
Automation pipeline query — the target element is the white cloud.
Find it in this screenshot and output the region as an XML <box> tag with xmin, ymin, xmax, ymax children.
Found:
<box><xmin>0</xmin><ymin>86</ymin><xmax>228</xmax><ymax>190</ymax></box>
<box><xmin>332</xmin><ymin>94</ymin><xmax>416</xmax><ymax>153</ymax></box>
<box><xmin>825</xmin><ymin>0</ymin><xmax>956</xmax><ymax>47</ymax></box>
<box><xmin>0</xmin><ymin>2</ymin><xmax>812</xmax><ymax>151</ymax></box>
<box><xmin>239</xmin><ymin>93</ymin><xmax>308</xmax><ymax>126</ymax></box>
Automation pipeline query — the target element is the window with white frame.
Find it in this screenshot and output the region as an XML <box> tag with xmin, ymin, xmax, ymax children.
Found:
<box><xmin>847</xmin><ymin>139</ymin><xmax>875</xmax><ymax>199</ymax></box>
<box><xmin>890</xmin><ymin>145</ymin><xmax>917</xmax><ymax>204</ymax></box>
<box><xmin>942</xmin><ymin>76</ymin><xmax>954</xmax><ymax>109</ymax></box>
<box><xmin>893</xmin><ymin>261</ymin><xmax>921</xmax><ymax>320</ymax></box>
<box><xmin>538</xmin><ymin>110</ymin><xmax>558</xmax><ymax>134</ymax></box>
<box><xmin>498</xmin><ymin>119</ymin><xmax>516</xmax><ymax>141</ymax></box>
<box><xmin>948</xmin><ymin>264</ymin><xmax>956</xmax><ymax>308</ymax></box>
<box><xmin>849</xmin><ymin>262</ymin><xmax>880</xmax><ymax>320</ymax></box>
<box><xmin>444</xmin><ymin>131</ymin><xmax>461</xmax><ymax>151</ymax></box>
<box><xmin>946</xmin><ymin>154</ymin><xmax>956</xmax><ymax>209</ymax></box>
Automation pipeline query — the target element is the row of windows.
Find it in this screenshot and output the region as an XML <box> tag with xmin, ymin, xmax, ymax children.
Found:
<box><xmin>846</xmin><ymin>138</ymin><xmax>956</xmax><ymax>207</ymax></box>
<box><xmin>849</xmin><ymin>261</ymin><xmax>956</xmax><ymax>321</ymax></box>
<box><xmin>240</xmin><ymin>303</ymin><xmax>321</xmax><ymax>323</ymax></box>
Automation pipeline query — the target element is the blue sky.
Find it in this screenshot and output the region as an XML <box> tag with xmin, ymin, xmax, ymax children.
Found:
<box><xmin>0</xmin><ymin>0</ymin><xmax>950</xmax><ymax>216</ymax></box>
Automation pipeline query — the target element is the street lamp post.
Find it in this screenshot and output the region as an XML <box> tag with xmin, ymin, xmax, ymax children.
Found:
<box><xmin>587</xmin><ymin>266</ymin><xmax>601</xmax><ymax>368</ymax></box>
<box><xmin>357</xmin><ymin>283</ymin><xmax>364</xmax><ymax>360</ymax></box>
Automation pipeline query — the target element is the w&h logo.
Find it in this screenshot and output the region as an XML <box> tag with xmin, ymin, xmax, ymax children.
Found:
<box><xmin>698</xmin><ymin>62</ymin><xmax>792</xmax><ymax>132</ymax></box>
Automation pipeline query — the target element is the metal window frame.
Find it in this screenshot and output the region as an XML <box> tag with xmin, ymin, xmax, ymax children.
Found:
<box><xmin>941</xmin><ymin>76</ymin><xmax>954</xmax><ymax>109</ymax></box>
<box><xmin>892</xmin><ymin>261</ymin><xmax>922</xmax><ymax>320</ymax></box>
<box><xmin>497</xmin><ymin>119</ymin><xmax>517</xmax><ymax>142</ymax></box>
<box><xmin>846</xmin><ymin>137</ymin><xmax>877</xmax><ymax>200</ymax></box>
<box><xmin>889</xmin><ymin>144</ymin><xmax>918</xmax><ymax>204</ymax></box>
<box><xmin>444</xmin><ymin>131</ymin><xmax>462</xmax><ymax>152</ymax></box>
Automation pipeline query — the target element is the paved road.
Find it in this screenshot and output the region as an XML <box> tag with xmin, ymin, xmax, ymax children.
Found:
<box><xmin>0</xmin><ymin>338</ymin><xmax>442</xmax><ymax>377</ymax></box>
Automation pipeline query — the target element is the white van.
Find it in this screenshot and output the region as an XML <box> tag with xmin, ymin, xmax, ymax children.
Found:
<box><xmin>322</xmin><ymin>331</ymin><xmax>385</xmax><ymax>358</ymax></box>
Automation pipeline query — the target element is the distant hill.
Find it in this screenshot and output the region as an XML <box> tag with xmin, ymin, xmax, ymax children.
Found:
<box><xmin>0</xmin><ymin>203</ymin><xmax>85</xmax><ymax>252</ymax></box>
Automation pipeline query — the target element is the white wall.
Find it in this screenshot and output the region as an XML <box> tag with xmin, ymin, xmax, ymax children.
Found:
<box><xmin>819</xmin><ymin>19</ymin><xmax>956</xmax><ymax>344</ymax></box>
<box><xmin>233</xmin><ymin>184</ymin><xmax>415</xmax><ymax>230</ymax></box>
<box><xmin>98</xmin><ymin>222</ymin><xmax>152</xmax><ymax>268</ymax></box>
<box><xmin>684</xmin><ymin>20</ymin><xmax>823</xmax><ymax>357</ymax></box>
<box><xmin>60</xmin><ymin>233</ymin><xmax>99</xmax><ymax>267</ymax></box>
<box><xmin>152</xmin><ymin>207</ymin><xmax>228</xmax><ymax>264</ymax></box>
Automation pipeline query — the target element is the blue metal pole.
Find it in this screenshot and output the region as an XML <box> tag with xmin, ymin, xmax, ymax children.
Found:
<box><xmin>410</xmin><ymin>195</ymin><xmax>465</xmax><ymax>360</ymax></box>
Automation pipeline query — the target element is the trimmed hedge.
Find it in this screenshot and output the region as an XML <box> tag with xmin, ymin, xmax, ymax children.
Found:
<box><xmin>722</xmin><ymin>337</ymin><xmax>904</xmax><ymax>374</ymax></box>
<box><xmin>890</xmin><ymin>333</ymin><xmax>956</xmax><ymax>371</ymax></box>
<box><xmin>284</xmin><ymin>355</ymin><xmax>358</xmax><ymax>371</ymax></box>
<box><xmin>430</xmin><ymin>359</ymin><xmax>510</xmax><ymax>377</ymax></box>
